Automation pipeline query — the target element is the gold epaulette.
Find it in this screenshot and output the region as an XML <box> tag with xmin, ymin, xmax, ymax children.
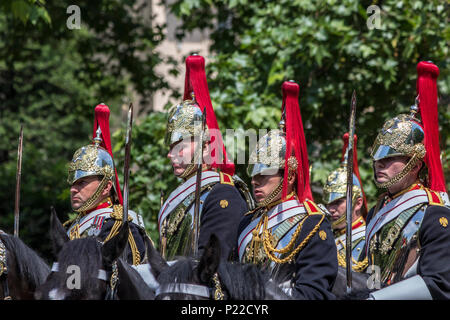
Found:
<box><xmin>110</xmin><ymin>204</ymin><xmax>133</xmax><ymax>221</ymax></box>
<box><xmin>424</xmin><ymin>188</ymin><xmax>445</xmax><ymax>206</ymax></box>
<box><xmin>219</xmin><ymin>172</ymin><xmax>234</xmax><ymax>186</ymax></box>
<box><xmin>303</xmin><ymin>199</ymin><xmax>324</xmax><ymax>216</ymax></box>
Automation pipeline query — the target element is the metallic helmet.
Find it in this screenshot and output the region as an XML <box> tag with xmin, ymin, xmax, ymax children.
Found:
<box><xmin>371</xmin><ymin>107</ymin><xmax>425</xmax><ymax>162</ymax></box>
<box><xmin>67</xmin><ymin>128</ymin><xmax>116</xmax><ymax>212</ymax></box>
<box><xmin>165</xmin><ymin>98</ymin><xmax>207</xmax><ymax>146</ymax></box>
<box><xmin>370</xmin><ymin>105</ymin><xmax>426</xmax><ymax>189</ymax></box>
<box><xmin>323</xmin><ymin>166</ymin><xmax>362</xmax><ymax>205</ymax></box>
<box><xmin>247</xmin><ymin>129</ymin><xmax>287</xmax><ymax>177</ymax></box>
<box><xmin>67</xmin><ymin>145</ymin><xmax>115</xmax><ymax>186</ymax></box>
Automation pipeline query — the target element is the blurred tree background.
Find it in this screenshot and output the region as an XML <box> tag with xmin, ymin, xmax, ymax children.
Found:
<box><xmin>0</xmin><ymin>0</ymin><xmax>176</xmax><ymax>259</ymax></box>
<box><xmin>1</xmin><ymin>0</ymin><xmax>449</xmax><ymax>259</ymax></box>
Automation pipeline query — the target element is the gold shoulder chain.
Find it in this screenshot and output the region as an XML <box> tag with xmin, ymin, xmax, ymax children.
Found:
<box><xmin>262</xmin><ymin>214</ymin><xmax>325</xmax><ymax>264</ymax></box>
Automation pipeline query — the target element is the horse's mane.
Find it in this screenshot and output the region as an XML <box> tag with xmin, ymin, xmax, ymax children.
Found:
<box><xmin>116</xmin><ymin>259</ymin><xmax>155</xmax><ymax>300</ymax></box>
<box><xmin>218</xmin><ymin>261</ymin><xmax>269</xmax><ymax>300</ymax></box>
<box><xmin>0</xmin><ymin>233</ymin><xmax>50</xmax><ymax>290</ymax></box>
<box><xmin>157</xmin><ymin>257</ymin><xmax>197</xmax><ymax>285</ymax></box>
<box><xmin>53</xmin><ymin>237</ymin><xmax>104</xmax><ymax>296</ymax></box>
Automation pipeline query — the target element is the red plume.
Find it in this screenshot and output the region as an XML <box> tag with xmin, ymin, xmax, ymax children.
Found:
<box><xmin>417</xmin><ymin>61</ymin><xmax>446</xmax><ymax>193</ymax></box>
<box><xmin>341</xmin><ymin>133</ymin><xmax>368</xmax><ymax>215</ymax></box>
<box><xmin>341</xmin><ymin>133</ymin><xmax>349</xmax><ymax>163</ymax></box>
<box><xmin>183</xmin><ymin>55</ymin><xmax>235</xmax><ymax>175</ymax></box>
<box><xmin>92</xmin><ymin>103</ymin><xmax>123</xmax><ymax>205</ymax></box>
<box><xmin>281</xmin><ymin>81</ymin><xmax>313</xmax><ymax>202</ymax></box>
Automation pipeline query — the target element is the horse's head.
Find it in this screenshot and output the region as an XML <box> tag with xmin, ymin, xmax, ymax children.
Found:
<box><xmin>154</xmin><ymin>234</ymin><xmax>223</xmax><ymax>300</ymax></box>
<box><xmin>34</xmin><ymin>208</ymin><xmax>129</xmax><ymax>300</ymax></box>
<box><xmin>0</xmin><ymin>232</ymin><xmax>50</xmax><ymax>300</ymax></box>
<box><xmin>154</xmin><ymin>234</ymin><xmax>293</xmax><ymax>300</ymax></box>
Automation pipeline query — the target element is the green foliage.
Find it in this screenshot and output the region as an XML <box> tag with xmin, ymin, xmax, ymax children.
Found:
<box><xmin>166</xmin><ymin>0</ymin><xmax>449</xmax><ymax>207</ymax></box>
<box><xmin>1</xmin><ymin>0</ymin><xmax>51</xmax><ymax>25</ymax></box>
<box><xmin>0</xmin><ymin>1</ymin><xmax>172</xmax><ymax>258</ymax></box>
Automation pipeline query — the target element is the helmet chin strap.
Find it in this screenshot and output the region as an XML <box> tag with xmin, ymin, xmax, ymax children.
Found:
<box><xmin>256</xmin><ymin>179</ymin><xmax>284</xmax><ymax>208</ymax></box>
<box><xmin>373</xmin><ymin>153</ymin><xmax>422</xmax><ymax>190</ymax></box>
<box><xmin>178</xmin><ymin>140</ymin><xmax>208</xmax><ymax>180</ymax></box>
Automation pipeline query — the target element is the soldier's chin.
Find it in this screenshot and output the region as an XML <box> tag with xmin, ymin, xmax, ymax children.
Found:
<box><xmin>254</xmin><ymin>194</ymin><xmax>265</xmax><ymax>203</ymax></box>
<box><xmin>375</xmin><ymin>175</ymin><xmax>388</xmax><ymax>183</ymax></box>
<box><xmin>71</xmin><ymin>200</ymin><xmax>83</xmax><ymax>210</ymax></box>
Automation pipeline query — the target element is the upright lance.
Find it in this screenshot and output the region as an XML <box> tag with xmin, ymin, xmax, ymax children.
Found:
<box><xmin>345</xmin><ymin>90</ymin><xmax>357</xmax><ymax>294</ymax></box>
<box><xmin>191</xmin><ymin>107</ymin><xmax>207</xmax><ymax>257</ymax></box>
<box><xmin>122</xmin><ymin>103</ymin><xmax>134</xmax><ymax>225</ymax></box>
<box><xmin>14</xmin><ymin>126</ymin><xmax>23</xmax><ymax>237</ymax></box>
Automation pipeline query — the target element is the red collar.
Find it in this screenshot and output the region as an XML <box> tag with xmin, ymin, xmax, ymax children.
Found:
<box><xmin>85</xmin><ymin>197</ymin><xmax>113</xmax><ymax>215</ymax></box>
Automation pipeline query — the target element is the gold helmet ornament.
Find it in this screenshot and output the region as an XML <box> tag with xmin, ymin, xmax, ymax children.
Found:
<box><xmin>248</xmin><ymin>80</ymin><xmax>313</xmax><ymax>207</ymax></box>
<box><xmin>371</xmin><ymin>61</ymin><xmax>447</xmax><ymax>194</ymax></box>
<box><xmin>165</xmin><ymin>96</ymin><xmax>207</xmax><ymax>146</ymax></box>
<box><xmin>165</xmin><ymin>54</ymin><xmax>235</xmax><ymax>179</ymax></box>
<box><xmin>67</xmin><ymin>103</ymin><xmax>123</xmax><ymax>212</ymax></box>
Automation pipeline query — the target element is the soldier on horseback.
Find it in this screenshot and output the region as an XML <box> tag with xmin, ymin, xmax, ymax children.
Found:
<box><xmin>365</xmin><ymin>61</ymin><xmax>450</xmax><ymax>299</ymax></box>
<box><xmin>323</xmin><ymin>133</ymin><xmax>368</xmax><ymax>273</ymax></box>
<box><xmin>158</xmin><ymin>54</ymin><xmax>254</xmax><ymax>261</ymax></box>
<box><xmin>63</xmin><ymin>103</ymin><xmax>149</xmax><ymax>265</ymax></box>
<box><xmin>237</xmin><ymin>80</ymin><xmax>338</xmax><ymax>299</ymax></box>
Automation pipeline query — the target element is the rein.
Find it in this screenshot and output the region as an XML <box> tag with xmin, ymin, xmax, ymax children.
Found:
<box><xmin>155</xmin><ymin>272</ymin><xmax>225</xmax><ymax>300</ymax></box>
<box><xmin>50</xmin><ymin>260</ymin><xmax>119</xmax><ymax>300</ymax></box>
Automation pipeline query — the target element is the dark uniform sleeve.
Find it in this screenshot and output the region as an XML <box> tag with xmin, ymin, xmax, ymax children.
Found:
<box><xmin>98</xmin><ymin>219</ymin><xmax>147</xmax><ymax>264</ymax></box>
<box><xmin>418</xmin><ymin>205</ymin><xmax>450</xmax><ymax>299</ymax></box>
<box><xmin>198</xmin><ymin>183</ymin><xmax>247</xmax><ymax>261</ymax></box>
<box><xmin>365</xmin><ymin>206</ymin><xmax>375</xmax><ymax>225</ymax></box>
<box><xmin>291</xmin><ymin>214</ymin><xmax>338</xmax><ymax>300</ymax></box>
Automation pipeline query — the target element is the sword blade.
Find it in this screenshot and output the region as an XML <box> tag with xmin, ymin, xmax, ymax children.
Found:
<box><xmin>346</xmin><ymin>90</ymin><xmax>357</xmax><ymax>293</ymax></box>
<box><xmin>122</xmin><ymin>103</ymin><xmax>134</xmax><ymax>224</ymax></box>
<box><xmin>192</xmin><ymin>108</ymin><xmax>207</xmax><ymax>257</ymax></box>
<box><xmin>14</xmin><ymin>125</ymin><xmax>23</xmax><ymax>237</ymax></box>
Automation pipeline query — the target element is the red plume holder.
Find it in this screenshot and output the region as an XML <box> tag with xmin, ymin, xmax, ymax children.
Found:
<box><xmin>281</xmin><ymin>81</ymin><xmax>313</xmax><ymax>202</ymax></box>
<box><xmin>183</xmin><ymin>55</ymin><xmax>235</xmax><ymax>175</ymax></box>
<box><xmin>92</xmin><ymin>103</ymin><xmax>123</xmax><ymax>205</ymax></box>
<box><xmin>417</xmin><ymin>61</ymin><xmax>446</xmax><ymax>193</ymax></box>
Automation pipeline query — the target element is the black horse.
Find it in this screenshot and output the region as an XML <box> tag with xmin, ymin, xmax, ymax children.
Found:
<box><xmin>148</xmin><ymin>234</ymin><xmax>290</xmax><ymax>300</ymax></box>
<box><xmin>0</xmin><ymin>231</ymin><xmax>50</xmax><ymax>300</ymax></box>
<box><xmin>34</xmin><ymin>209</ymin><xmax>154</xmax><ymax>300</ymax></box>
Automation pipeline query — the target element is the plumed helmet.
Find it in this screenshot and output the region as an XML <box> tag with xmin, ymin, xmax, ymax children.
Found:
<box><xmin>247</xmin><ymin>81</ymin><xmax>313</xmax><ymax>204</ymax></box>
<box><xmin>370</xmin><ymin>108</ymin><xmax>425</xmax><ymax>162</ymax></box>
<box><xmin>67</xmin><ymin>133</ymin><xmax>115</xmax><ymax>186</ymax></box>
<box><xmin>370</xmin><ymin>61</ymin><xmax>446</xmax><ymax>192</ymax></box>
<box><xmin>166</xmin><ymin>54</ymin><xmax>234</xmax><ymax>176</ymax></box>
<box><xmin>67</xmin><ymin>103</ymin><xmax>123</xmax><ymax>212</ymax></box>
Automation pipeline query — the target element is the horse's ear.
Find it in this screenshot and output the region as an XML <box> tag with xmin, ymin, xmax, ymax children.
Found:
<box><xmin>146</xmin><ymin>237</ymin><xmax>168</xmax><ymax>278</ymax></box>
<box><xmin>198</xmin><ymin>234</ymin><xmax>221</xmax><ymax>284</ymax></box>
<box><xmin>50</xmin><ymin>206</ymin><xmax>69</xmax><ymax>255</ymax></box>
<box><xmin>101</xmin><ymin>221</ymin><xmax>129</xmax><ymax>266</ymax></box>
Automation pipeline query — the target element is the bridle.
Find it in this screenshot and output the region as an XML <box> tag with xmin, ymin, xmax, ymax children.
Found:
<box><xmin>0</xmin><ymin>237</ymin><xmax>11</xmax><ymax>300</ymax></box>
<box><xmin>155</xmin><ymin>272</ymin><xmax>226</xmax><ymax>300</ymax></box>
<box><xmin>50</xmin><ymin>260</ymin><xmax>119</xmax><ymax>300</ymax></box>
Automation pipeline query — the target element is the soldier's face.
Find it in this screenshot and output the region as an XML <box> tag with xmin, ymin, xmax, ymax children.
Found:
<box><xmin>373</xmin><ymin>156</ymin><xmax>409</xmax><ymax>182</ymax></box>
<box><xmin>326</xmin><ymin>198</ymin><xmax>347</xmax><ymax>228</ymax></box>
<box><xmin>70</xmin><ymin>176</ymin><xmax>102</xmax><ymax>210</ymax></box>
<box><xmin>251</xmin><ymin>173</ymin><xmax>283</xmax><ymax>203</ymax></box>
<box><xmin>167</xmin><ymin>139</ymin><xmax>196</xmax><ymax>176</ymax></box>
